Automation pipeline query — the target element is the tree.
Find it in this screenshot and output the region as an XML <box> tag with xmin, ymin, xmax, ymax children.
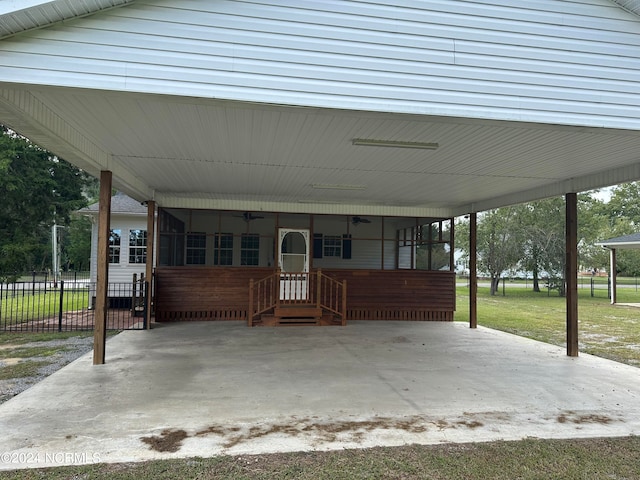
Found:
<box><xmin>0</xmin><ymin>127</ymin><xmax>91</xmax><ymax>277</ymax></box>
<box><xmin>475</xmin><ymin>207</ymin><xmax>524</xmax><ymax>295</ymax></box>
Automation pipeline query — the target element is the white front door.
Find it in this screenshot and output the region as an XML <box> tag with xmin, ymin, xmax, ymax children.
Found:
<box><xmin>278</xmin><ymin>229</ymin><xmax>309</xmax><ymax>300</ymax></box>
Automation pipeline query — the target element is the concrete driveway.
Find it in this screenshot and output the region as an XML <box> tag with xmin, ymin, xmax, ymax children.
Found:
<box><xmin>1</xmin><ymin>321</ymin><xmax>640</xmax><ymax>470</ymax></box>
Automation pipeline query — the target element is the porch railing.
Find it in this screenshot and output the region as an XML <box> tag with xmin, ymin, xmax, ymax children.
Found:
<box><xmin>248</xmin><ymin>269</ymin><xmax>346</xmax><ymax>326</ymax></box>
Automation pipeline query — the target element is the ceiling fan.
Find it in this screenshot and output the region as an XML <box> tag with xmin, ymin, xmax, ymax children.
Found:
<box><xmin>351</xmin><ymin>216</ymin><xmax>371</xmax><ymax>225</ymax></box>
<box><xmin>235</xmin><ymin>212</ymin><xmax>265</xmax><ymax>222</ymax></box>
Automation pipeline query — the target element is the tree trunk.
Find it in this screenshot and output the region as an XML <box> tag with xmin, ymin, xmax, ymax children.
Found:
<box><xmin>532</xmin><ymin>265</ymin><xmax>540</xmax><ymax>292</ymax></box>
<box><xmin>490</xmin><ymin>275</ymin><xmax>500</xmax><ymax>296</ymax></box>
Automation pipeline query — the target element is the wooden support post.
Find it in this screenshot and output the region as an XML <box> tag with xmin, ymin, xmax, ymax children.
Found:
<box><xmin>566</xmin><ymin>192</ymin><xmax>579</xmax><ymax>357</ymax></box>
<box><xmin>316</xmin><ymin>269</ymin><xmax>322</xmax><ymax>308</ymax></box>
<box><xmin>145</xmin><ymin>200</ymin><xmax>155</xmax><ymax>329</ymax></box>
<box><xmin>93</xmin><ymin>170</ymin><xmax>111</xmax><ymax>365</ymax></box>
<box><xmin>469</xmin><ymin>212</ymin><xmax>478</xmax><ymax>329</ymax></box>
<box><xmin>276</xmin><ymin>268</ymin><xmax>281</xmax><ymax>307</ymax></box>
<box><xmin>610</xmin><ymin>248</ymin><xmax>617</xmax><ymax>305</ymax></box>
<box><xmin>248</xmin><ymin>278</ymin><xmax>254</xmax><ymax>327</ymax></box>
<box><xmin>342</xmin><ymin>280</ymin><xmax>347</xmax><ymax>326</ymax></box>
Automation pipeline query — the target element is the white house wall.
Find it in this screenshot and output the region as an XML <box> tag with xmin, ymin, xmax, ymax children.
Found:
<box><xmin>90</xmin><ymin>213</ymin><xmax>148</xmax><ymax>284</ymax></box>
<box><xmin>0</xmin><ymin>0</ymin><xmax>639</xmax><ymax>130</ymax></box>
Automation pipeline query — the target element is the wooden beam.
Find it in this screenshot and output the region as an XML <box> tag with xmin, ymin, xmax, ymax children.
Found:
<box><xmin>566</xmin><ymin>192</ymin><xmax>579</xmax><ymax>357</ymax></box>
<box><xmin>469</xmin><ymin>212</ymin><xmax>478</xmax><ymax>329</ymax></box>
<box><xmin>145</xmin><ymin>200</ymin><xmax>156</xmax><ymax>329</ymax></box>
<box><xmin>93</xmin><ymin>171</ymin><xmax>112</xmax><ymax>365</ymax></box>
<box><xmin>610</xmin><ymin>248</ymin><xmax>617</xmax><ymax>305</ymax></box>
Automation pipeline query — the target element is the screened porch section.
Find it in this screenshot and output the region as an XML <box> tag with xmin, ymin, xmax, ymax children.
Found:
<box><xmin>154</xmin><ymin>209</ymin><xmax>456</xmax><ymax>323</ymax></box>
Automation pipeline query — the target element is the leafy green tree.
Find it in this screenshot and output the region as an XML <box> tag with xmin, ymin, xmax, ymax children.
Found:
<box><xmin>0</xmin><ymin>127</ymin><xmax>91</xmax><ymax>278</ymax></box>
<box><xmin>476</xmin><ymin>207</ymin><xmax>524</xmax><ymax>295</ymax></box>
<box><xmin>63</xmin><ymin>215</ymin><xmax>93</xmax><ymax>271</ymax></box>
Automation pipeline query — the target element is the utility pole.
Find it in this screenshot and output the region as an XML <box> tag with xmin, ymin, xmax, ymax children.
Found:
<box><xmin>51</xmin><ymin>220</ymin><xmax>59</xmax><ymax>287</ymax></box>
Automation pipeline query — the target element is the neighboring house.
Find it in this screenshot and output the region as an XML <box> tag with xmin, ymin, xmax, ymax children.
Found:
<box><xmin>1</xmin><ymin>1</ymin><xmax>640</xmax><ymax>328</ymax></box>
<box><xmin>595</xmin><ymin>233</ymin><xmax>640</xmax><ymax>304</ymax></box>
<box><xmin>78</xmin><ymin>192</ymin><xmax>150</xmax><ymax>308</ymax></box>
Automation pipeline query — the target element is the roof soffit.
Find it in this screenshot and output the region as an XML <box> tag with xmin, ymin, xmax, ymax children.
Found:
<box><xmin>0</xmin><ymin>0</ymin><xmax>133</xmax><ymax>39</ymax></box>
<box><xmin>610</xmin><ymin>0</ymin><xmax>640</xmax><ymax>17</ymax></box>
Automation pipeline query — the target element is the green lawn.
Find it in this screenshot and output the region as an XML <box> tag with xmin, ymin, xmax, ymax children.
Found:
<box><xmin>0</xmin><ymin>288</ymin><xmax>91</xmax><ymax>326</ymax></box>
<box><xmin>454</xmin><ymin>285</ymin><xmax>640</xmax><ymax>366</ymax></box>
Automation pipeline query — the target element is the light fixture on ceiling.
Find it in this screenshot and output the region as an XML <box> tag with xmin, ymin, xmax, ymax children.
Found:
<box><xmin>311</xmin><ymin>184</ymin><xmax>367</xmax><ymax>190</ymax></box>
<box><xmin>352</xmin><ymin>138</ymin><xmax>439</xmax><ymax>150</ymax></box>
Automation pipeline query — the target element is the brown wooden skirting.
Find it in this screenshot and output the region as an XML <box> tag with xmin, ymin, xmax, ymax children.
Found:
<box><xmin>348</xmin><ymin>309</ymin><xmax>452</xmax><ymax>321</ymax></box>
<box><xmin>154</xmin><ymin>267</ymin><xmax>455</xmax><ymax>322</ymax></box>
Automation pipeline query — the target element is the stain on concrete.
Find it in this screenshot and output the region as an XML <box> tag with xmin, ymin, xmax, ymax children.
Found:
<box><xmin>141</xmin><ymin>429</ymin><xmax>189</xmax><ymax>452</ymax></box>
<box><xmin>556</xmin><ymin>411</ymin><xmax>613</xmax><ymax>425</ymax></box>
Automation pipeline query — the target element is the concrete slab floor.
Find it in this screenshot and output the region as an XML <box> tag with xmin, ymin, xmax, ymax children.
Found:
<box><xmin>1</xmin><ymin>321</ymin><xmax>639</xmax><ymax>470</ymax></box>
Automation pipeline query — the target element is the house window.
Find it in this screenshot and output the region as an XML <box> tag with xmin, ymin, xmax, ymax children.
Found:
<box><xmin>323</xmin><ymin>235</ymin><xmax>342</xmax><ymax>257</ymax></box>
<box><xmin>129</xmin><ymin>229</ymin><xmax>147</xmax><ymax>264</ymax></box>
<box><xmin>241</xmin><ymin>233</ymin><xmax>260</xmax><ymax>266</ymax></box>
<box><xmin>109</xmin><ymin>229</ymin><xmax>121</xmax><ymax>264</ymax></box>
<box><xmin>186</xmin><ymin>232</ymin><xmax>206</xmax><ymax>265</ymax></box>
<box><xmin>214</xmin><ymin>233</ymin><xmax>233</xmax><ymax>266</ymax></box>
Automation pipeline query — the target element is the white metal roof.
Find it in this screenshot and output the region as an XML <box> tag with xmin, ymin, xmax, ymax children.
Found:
<box><xmin>0</xmin><ymin>0</ymin><xmax>639</xmax><ymax>218</ymax></box>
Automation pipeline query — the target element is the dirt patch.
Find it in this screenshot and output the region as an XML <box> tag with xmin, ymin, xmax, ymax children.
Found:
<box><xmin>140</xmin><ymin>429</ymin><xmax>189</xmax><ymax>452</ymax></box>
<box><xmin>556</xmin><ymin>411</ymin><xmax>613</xmax><ymax>425</ymax></box>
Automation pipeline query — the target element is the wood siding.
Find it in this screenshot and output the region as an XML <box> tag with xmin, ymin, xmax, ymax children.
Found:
<box><xmin>0</xmin><ymin>1</ymin><xmax>639</xmax><ymax>129</ymax></box>
<box><xmin>154</xmin><ymin>267</ymin><xmax>455</xmax><ymax>322</ymax></box>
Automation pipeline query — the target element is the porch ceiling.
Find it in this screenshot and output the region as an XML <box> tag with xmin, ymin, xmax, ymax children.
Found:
<box><xmin>2</xmin><ymin>85</ymin><xmax>640</xmax><ymax>217</ymax></box>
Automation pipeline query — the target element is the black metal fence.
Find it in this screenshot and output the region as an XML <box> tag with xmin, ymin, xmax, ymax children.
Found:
<box><xmin>0</xmin><ymin>279</ymin><xmax>147</xmax><ymax>332</ymax></box>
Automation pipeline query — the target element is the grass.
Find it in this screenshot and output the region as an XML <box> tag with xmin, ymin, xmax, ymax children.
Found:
<box><xmin>454</xmin><ymin>285</ymin><xmax>640</xmax><ymax>366</ymax></box>
<box><xmin>1</xmin><ymin>290</ymin><xmax>639</xmax><ymax>479</ymax></box>
<box><xmin>0</xmin><ymin>331</ymin><xmax>93</xmax><ymax>345</ymax></box>
<box><xmin>0</xmin><ymin>288</ymin><xmax>91</xmax><ymax>326</ymax></box>
<box><xmin>0</xmin><ymin>360</ymin><xmax>50</xmax><ymax>380</ymax></box>
<box><xmin>1</xmin><ymin>437</ymin><xmax>639</xmax><ymax>479</ymax></box>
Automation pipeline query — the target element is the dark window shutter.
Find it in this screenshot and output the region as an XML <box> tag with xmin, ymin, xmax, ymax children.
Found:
<box><xmin>342</xmin><ymin>234</ymin><xmax>352</xmax><ymax>259</ymax></box>
<box><xmin>313</xmin><ymin>233</ymin><xmax>323</xmax><ymax>259</ymax></box>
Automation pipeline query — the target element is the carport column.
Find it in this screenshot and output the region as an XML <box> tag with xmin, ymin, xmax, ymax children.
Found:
<box><xmin>145</xmin><ymin>200</ymin><xmax>156</xmax><ymax>329</ymax></box>
<box><xmin>610</xmin><ymin>248</ymin><xmax>617</xmax><ymax>305</ymax></box>
<box><xmin>469</xmin><ymin>212</ymin><xmax>478</xmax><ymax>329</ymax></box>
<box><xmin>93</xmin><ymin>170</ymin><xmax>112</xmax><ymax>365</ymax></box>
<box><xmin>566</xmin><ymin>193</ymin><xmax>578</xmax><ymax>357</ymax></box>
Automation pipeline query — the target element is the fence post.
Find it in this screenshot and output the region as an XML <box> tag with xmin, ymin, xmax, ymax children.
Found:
<box><xmin>58</xmin><ymin>280</ymin><xmax>64</xmax><ymax>332</ymax></box>
<box><xmin>32</xmin><ymin>271</ymin><xmax>36</xmax><ymax>296</ymax></box>
<box><xmin>591</xmin><ymin>277</ymin><xmax>594</xmax><ymax>297</ymax></box>
<box><xmin>132</xmin><ymin>273</ymin><xmax>138</xmax><ymax>313</ymax></box>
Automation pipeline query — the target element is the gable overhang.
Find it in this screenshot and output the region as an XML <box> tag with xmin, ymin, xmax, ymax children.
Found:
<box><xmin>1</xmin><ymin>1</ymin><xmax>640</xmax><ymax>219</ymax></box>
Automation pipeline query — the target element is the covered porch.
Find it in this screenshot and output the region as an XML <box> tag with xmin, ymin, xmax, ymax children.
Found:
<box><xmin>153</xmin><ymin>209</ymin><xmax>455</xmax><ymax>325</ymax></box>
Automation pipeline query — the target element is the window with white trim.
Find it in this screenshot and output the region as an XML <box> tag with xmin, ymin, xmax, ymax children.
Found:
<box><xmin>109</xmin><ymin>229</ymin><xmax>121</xmax><ymax>264</ymax></box>
<box><xmin>214</xmin><ymin>233</ymin><xmax>233</xmax><ymax>266</ymax></box>
<box><xmin>241</xmin><ymin>233</ymin><xmax>260</xmax><ymax>266</ymax></box>
<box><xmin>128</xmin><ymin>229</ymin><xmax>147</xmax><ymax>264</ymax></box>
<box><xmin>186</xmin><ymin>232</ymin><xmax>206</xmax><ymax>265</ymax></box>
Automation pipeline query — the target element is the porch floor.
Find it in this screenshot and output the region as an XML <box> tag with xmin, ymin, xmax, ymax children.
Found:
<box><xmin>1</xmin><ymin>321</ymin><xmax>640</xmax><ymax>469</ymax></box>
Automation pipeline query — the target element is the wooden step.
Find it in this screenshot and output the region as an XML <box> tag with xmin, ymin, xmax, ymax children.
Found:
<box><xmin>274</xmin><ymin>305</ymin><xmax>322</xmax><ymax>319</ymax></box>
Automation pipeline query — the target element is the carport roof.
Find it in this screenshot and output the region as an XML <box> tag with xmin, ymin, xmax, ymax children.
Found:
<box><xmin>1</xmin><ymin>1</ymin><xmax>640</xmax><ymax>218</ymax></box>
